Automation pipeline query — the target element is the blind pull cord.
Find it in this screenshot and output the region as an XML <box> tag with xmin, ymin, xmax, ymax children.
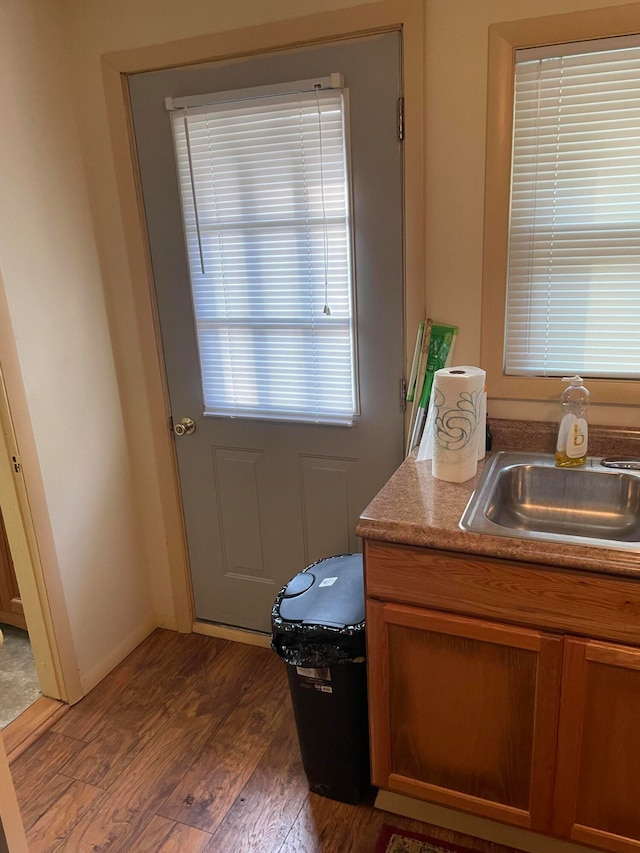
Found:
<box><xmin>183</xmin><ymin>109</ymin><xmax>206</xmax><ymax>275</ymax></box>
<box><xmin>315</xmin><ymin>86</ymin><xmax>331</xmax><ymax>316</ymax></box>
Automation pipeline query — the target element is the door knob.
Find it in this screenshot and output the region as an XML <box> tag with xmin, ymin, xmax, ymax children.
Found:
<box><xmin>173</xmin><ymin>417</ymin><xmax>196</xmax><ymax>437</ymax></box>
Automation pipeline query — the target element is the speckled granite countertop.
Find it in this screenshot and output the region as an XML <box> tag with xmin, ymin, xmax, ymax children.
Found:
<box><xmin>356</xmin><ymin>419</ymin><xmax>640</xmax><ymax>580</ymax></box>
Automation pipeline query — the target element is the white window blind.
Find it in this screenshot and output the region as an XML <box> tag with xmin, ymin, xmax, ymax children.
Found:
<box><xmin>169</xmin><ymin>79</ymin><xmax>358</xmax><ymax>424</ymax></box>
<box><xmin>505</xmin><ymin>38</ymin><xmax>640</xmax><ymax>378</ymax></box>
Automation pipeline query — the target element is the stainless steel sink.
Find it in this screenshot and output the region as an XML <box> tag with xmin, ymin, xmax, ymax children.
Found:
<box><xmin>460</xmin><ymin>451</ymin><xmax>640</xmax><ymax>551</ymax></box>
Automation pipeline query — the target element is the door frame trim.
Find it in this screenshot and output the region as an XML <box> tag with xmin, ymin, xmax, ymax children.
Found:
<box><xmin>101</xmin><ymin>0</ymin><xmax>425</xmax><ymax>630</ymax></box>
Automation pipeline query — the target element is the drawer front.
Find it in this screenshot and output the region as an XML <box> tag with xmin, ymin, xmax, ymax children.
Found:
<box><xmin>364</xmin><ymin>541</ymin><xmax>640</xmax><ymax>647</ymax></box>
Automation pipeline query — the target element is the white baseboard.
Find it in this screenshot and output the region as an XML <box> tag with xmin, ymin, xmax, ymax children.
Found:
<box><xmin>192</xmin><ymin>621</ymin><xmax>271</xmax><ymax>648</ymax></box>
<box><xmin>375</xmin><ymin>791</ymin><xmax>592</xmax><ymax>853</ymax></box>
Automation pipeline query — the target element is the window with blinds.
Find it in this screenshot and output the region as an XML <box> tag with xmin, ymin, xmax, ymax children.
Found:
<box><xmin>505</xmin><ymin>37</ymin><xmax>640</xmax><ymax>378</ymax></box>
<box><xmin>169</xmin><ymin>77</ymin><xmax>357</xmax><ymax>424</ymax></box>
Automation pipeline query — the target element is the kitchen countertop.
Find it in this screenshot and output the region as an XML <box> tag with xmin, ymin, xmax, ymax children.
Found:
<box><xmin>357</xmin><ymin>444</ymin><xmax>640</xmax><ymax>580</ymax></box>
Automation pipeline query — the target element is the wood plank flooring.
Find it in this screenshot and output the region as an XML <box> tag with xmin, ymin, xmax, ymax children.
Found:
<box><xmin>10</xmin><ymin>629</ymin><xmax>518</xmax><ymax>852</ymax></box>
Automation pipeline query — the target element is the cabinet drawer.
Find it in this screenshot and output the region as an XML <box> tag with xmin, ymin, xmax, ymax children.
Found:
<box><xmin>364</xmin><ymin>541</ymin><xmax>640</xmax><ymax>647</ymax></box>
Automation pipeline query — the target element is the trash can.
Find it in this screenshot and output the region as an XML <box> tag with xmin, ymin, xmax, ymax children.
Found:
<box><xmin>271</xmin><ymin>553</ymin><xmax>370</xmax><ymax>804</ymax></box>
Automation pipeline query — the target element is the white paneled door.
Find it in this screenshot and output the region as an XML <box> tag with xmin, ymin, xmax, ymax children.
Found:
<box><xmin>129</xmin><ymin>33</ymin><xmax>404</xmax><ymax>632</ymax></box>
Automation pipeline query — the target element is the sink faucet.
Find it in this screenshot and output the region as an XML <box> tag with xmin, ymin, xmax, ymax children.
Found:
<box><xmin>601</xmin><ymin>457</ymin><xmax>640</xmax><ymax>470</ymax></box>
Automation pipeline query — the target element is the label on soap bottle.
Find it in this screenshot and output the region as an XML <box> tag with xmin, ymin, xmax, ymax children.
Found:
<box><xmin>565</xmin><ymin>415</ymin><xmax>588</xmax><ymax>459</ymax></box>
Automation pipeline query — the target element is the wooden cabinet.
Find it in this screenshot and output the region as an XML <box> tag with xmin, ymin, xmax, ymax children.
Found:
<box><xmin>365</xmin><ymin>540</ymin><xmax>640</xmax><ymax>853</ymax></box>
<box><xmin>0</xmin><ymin>508</ymin><xmax>26</xmax><ymax>630</ymax></box>
<box><xmin>368</xmin><ymin>601</ymin><xmax>562</xmax><ymax>833</ymax></box>
<box><xmin>554</xmin><ymin>639</ymin><xmax>640</xmax><ymax>851</ymax></box>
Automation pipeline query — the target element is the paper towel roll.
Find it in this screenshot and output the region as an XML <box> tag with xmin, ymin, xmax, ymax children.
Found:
<box><xmin>416</xmin><ymin>392</ymin><xmax>436</xmax><ymax>462</ymax></box>
<box><xmin>429</xmin><ymin>366</ymin><xmax>486</xmax><ymax>483</ymax></box>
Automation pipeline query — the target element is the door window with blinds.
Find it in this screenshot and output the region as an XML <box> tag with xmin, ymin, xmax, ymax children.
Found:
<box><xmin>505</xmin><ymin>37</ymin><xmax>640</xmax><ymax>378</ymax></box>
<box><xmin>168</xmin><ymin>76</ymin><xmax>358</xmax><ymax>424</ymax></box>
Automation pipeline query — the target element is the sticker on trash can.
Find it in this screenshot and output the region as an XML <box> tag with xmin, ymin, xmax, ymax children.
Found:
<box><xmin>319</xmin><ymin>577</ymin><xmax>338</xmax><ymax>587</ymax></box>
<box><xmin>296</xmin><ymin>666</ymin><xmax>333</xmax><ymax>693</ymax></box>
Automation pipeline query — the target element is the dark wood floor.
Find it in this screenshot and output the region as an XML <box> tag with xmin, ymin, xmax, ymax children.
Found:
<box><xmin>10</xmin><ymin>629</ymin><xmax>516</xmax><ymax>852</ymax></box>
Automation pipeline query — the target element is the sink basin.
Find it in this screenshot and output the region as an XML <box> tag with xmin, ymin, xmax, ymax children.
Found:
<box><xmin>460</xmin><ymin>452</ymin><xmax>640</xmax><ymax>551</ymax></box>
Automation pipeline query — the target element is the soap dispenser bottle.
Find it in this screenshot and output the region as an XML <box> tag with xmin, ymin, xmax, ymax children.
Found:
<box><xmin>555</xmin><ymin>375</ymin><xmax>589</xmax><ymax>467</ymax></box>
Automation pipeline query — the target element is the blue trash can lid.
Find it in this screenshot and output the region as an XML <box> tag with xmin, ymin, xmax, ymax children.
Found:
<box><xmin>278</xmin><ymin>554</ymin><xmax>364</xmax><ymax>629</ymax></box>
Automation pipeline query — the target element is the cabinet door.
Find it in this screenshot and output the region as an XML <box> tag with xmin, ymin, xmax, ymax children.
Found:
<box><xmin>554</xmin><ymin>638</ymin><xmax>640</xmax><ymax>852</ymax></box>
<box><xmin>0</xmin><ymin>509</ymin><xmax>25</xmax><ymax>630</ymax></box>
<box><xmin>367</xmin><ymin>601</ymin><xmax>563</xmax><ymax>832</ymax></box>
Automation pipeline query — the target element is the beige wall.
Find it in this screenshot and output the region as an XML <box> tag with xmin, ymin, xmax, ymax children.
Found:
<box><xmin>0</xmin><ymin>0</ymin><xmax>154</xmax><ymax>692</ymax></box>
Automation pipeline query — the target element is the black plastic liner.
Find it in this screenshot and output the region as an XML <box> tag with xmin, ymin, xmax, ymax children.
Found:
<box><xmin>271</xmin><ymin>555</ymin><xmax>366</xmax><ymax>667</ymax></box>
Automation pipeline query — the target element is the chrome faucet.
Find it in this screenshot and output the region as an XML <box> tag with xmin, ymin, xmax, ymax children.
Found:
<box><xmin>601</xmin><ymin>457</ymin><xmax>640</xmax><ymax>470</ymax></box>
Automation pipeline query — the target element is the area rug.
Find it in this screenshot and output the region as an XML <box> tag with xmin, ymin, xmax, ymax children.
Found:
<box><xmin>0</xmin><ymin>623</ymin><xmax>41</xmax><ymax>729</ymax></box>
<box><xmin>374</xmin><ymin>824</ymin><xmax>517</xmax><ymax>853</ymax></box>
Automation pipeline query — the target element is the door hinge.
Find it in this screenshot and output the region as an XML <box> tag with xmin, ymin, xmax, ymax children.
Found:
<box><xmin>12</xmin><ymin>454</ymin><xmax>22</xmax><ymax>474</ymax></box>
<box><xmin>401</xmin><ymin>377</ymin><xmax>407</xmax><ymax>413</ymax></box>
<box><xmin>397</xmin><ymin>97</ymin><xmax>405</xmax><ymax>141</ymax></box>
